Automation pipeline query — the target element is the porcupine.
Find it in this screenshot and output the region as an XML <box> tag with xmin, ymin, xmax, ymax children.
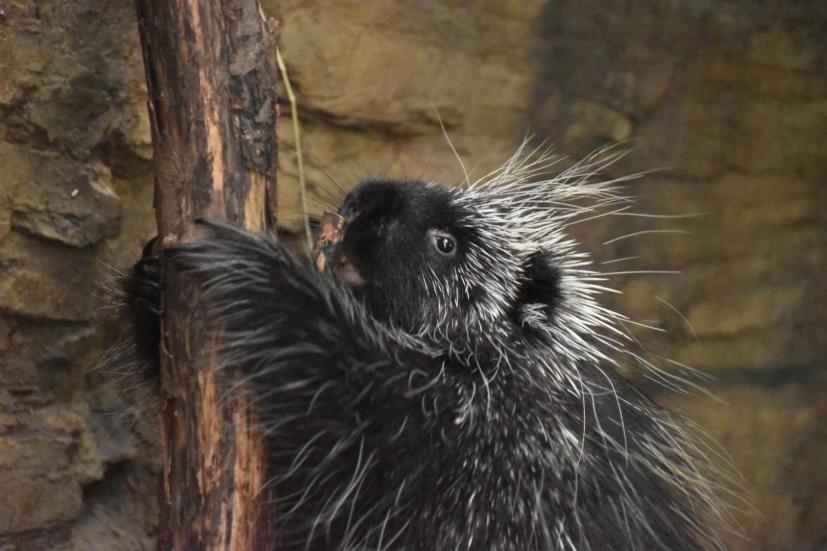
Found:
<box><xmin>118</xmin><ymin>147</ymin><xmax>731</xmax><ymax>550</ymax></box>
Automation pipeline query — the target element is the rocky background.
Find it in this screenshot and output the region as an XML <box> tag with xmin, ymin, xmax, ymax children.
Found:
<box><xmin>0</xmin><ymin>0</ymin><xmax>825</xmax><ymax>549</ymax></box>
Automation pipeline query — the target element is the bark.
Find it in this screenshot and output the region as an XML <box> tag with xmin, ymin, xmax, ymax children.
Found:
<box><xmin>134</xmin><ymin>1</ymin><xmax>279</xmax><ymax>549</ymax></box>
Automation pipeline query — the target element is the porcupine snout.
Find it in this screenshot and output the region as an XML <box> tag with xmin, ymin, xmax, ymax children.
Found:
<box><xmin>312</xmin><ymin>211</ymin><xmax>363</xmax><ymax>286</ymax></box>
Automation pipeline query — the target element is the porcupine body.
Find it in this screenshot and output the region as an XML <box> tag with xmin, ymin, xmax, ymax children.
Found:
<box><xmin>122</xmin><ymin>149</ymin><xmax>728</xmax><ymax>550</ymax></box>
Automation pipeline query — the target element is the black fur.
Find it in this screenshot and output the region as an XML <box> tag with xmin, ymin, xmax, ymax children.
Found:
<box><xmin>512</xmin><ymin>252</ymin><xmax>562</xmax><ymax>330</ymax></box>
<box><xmin>118</xmin><ymin>179</ymin><xmax>723</xmax><ymax>550</ymax></box>
<box><xmin>121</xmin><ymin>236</ymin><xmax>162</xmax><ymax>379</ymax></box>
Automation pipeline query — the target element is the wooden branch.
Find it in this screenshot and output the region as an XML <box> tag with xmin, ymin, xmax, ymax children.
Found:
<box><xmin>134</xmin><ymin>1</ymin><xmax>279</xmax><ymax>549</ymax></box>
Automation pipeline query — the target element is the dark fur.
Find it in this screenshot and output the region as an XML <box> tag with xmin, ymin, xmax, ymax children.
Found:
<box><xmin>120</xmin><ymin>179</ymin><xmax>723</xmax><ymax>550</ymax></box>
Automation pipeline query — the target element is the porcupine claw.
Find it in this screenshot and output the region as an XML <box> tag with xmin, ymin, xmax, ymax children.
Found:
<box><xmin>312</xmin><ymin>211</ymin><xmax>364</xmax><ymax>286</ymax></box>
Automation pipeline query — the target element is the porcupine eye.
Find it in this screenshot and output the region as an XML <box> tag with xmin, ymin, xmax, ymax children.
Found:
<box><xmin>429</xmin><ymin>230</ymin><xmax>456</xmax><ymax>256</ymax></box>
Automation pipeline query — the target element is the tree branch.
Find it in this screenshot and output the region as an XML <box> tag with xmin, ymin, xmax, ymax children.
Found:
<box><xmin>134</xmin><ymin>1</ymin><xmax>279</xmax><ymax>548</ymax></box>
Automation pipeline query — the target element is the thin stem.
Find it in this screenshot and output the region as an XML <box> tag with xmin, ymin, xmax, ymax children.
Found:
<box><xmin>276</xmin><ymin>46</ymin><xmax>313</xmax><ymax>251</ymax></box>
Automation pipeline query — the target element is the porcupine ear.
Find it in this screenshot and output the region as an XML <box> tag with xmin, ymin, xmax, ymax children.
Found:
<box><xmin>512</xmin><ymin>251</ymin><xmax>562</xmax><ymax>331</ymax></box>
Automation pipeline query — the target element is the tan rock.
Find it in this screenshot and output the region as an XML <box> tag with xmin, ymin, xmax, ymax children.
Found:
<box><xmin>700</xmin><ymin>51</ymin><xmax>827</xmax><ymax>100</ymax></box>
<box><xmin>0</xmin><ymin>406</ymin><xmax>101</xmax><ymax>534</ymax></box>
<box><xmin>662</xmin><ymin>385</ymin><xmax>827</xmax><ymax>550</ymax></box>
<box><xmin>746</xmin><ymin>30</ymin><xmax>821</xmax><ymax>73</ymax></box>
<box><xmin>0</xmin><ymin>476</ymin><xmax>83</xmax><ymax>533</ymax></box>
<box><xmin>676</xmin><ymin>331</ymin><xmax>788</xmax><ymax>370</ymax></box>
<box><xmin>687</xmin><ymin>287</ymin><xmax>804</xmax><ymax>338</ymax></box>
<box><xmin>1</xmin><ymin>144</ymin><xmax>123</xmax><ymax>247</ymax></box>
<box><xmin>563</xmin><ymin>100</ymin><xmax>635</xmax><ymax>149</ymax></box>
<box><xmin>0</xmin><ymin>233</ymin><xmax>99</xmax><ymax>321</ymax></box>
<box><xmin>0</xmin><ymin>207</ymin><xmax>10</xmax><ymax>242</ymax></box>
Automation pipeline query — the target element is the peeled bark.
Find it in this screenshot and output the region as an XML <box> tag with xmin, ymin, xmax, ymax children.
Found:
<box><xmin>134</xmin><ymin>1</ymin><xmax>279</xmax><ymax>548</ymax></box>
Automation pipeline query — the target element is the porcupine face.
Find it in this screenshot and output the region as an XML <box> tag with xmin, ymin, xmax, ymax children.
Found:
<box><xmin>333</xmin><ymin>178</ymin><xmax>565</xmax><ymax>346</ymax></box>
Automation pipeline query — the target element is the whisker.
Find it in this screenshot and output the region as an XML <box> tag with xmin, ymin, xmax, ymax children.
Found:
<box><xmin>603</xmin><ymin>229</ymin><xmax>691</xmax><ymax>245</ymax></box>
<box><xmin>655</xmin><ymin>296</ymin><xmax>700</xmax><ymax>342</ymax></box>
<box><xmin>600</xmin><ymin>256</ymin><xmax>641</xmax><ymax>265</ymax></box>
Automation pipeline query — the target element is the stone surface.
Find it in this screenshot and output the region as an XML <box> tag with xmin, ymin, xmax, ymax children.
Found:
<box><xmin>0</xmin><ymin>0</ymin><xmax>825</xmax><ymax>549</ymax></box>
<box><xmin>1</xmin><ymin>144</ymin><xmax>122</xmax><ymax>247</ymax></box>
<box><xmin>0</xmin><ymin>233</ymin><xmax>101</xmax><ymax>321</ymax></box>
<box><xmin>687</xmin><ymin>287</ymin><xmax>805</xmax><ymax>339</ymax></box>
<box><xmin>0</xmin><ymin>406</ymin><xmax>99</xmax><ymax>534</ymax></box>
<box><xmin>0</xmin><ymin>1</ymin><xmax>158</xmax><ymax>548</ymax></box>
<box><xmin>663</xmin><ymin>382</ymin><xmax>827</xmax><ymax>551</ymax></box>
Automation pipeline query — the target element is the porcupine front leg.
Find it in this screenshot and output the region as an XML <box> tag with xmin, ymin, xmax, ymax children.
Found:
<box><xmin>166</xmin><ymin>220</ymin><xmax>442</xmax><ymax>550</ymax></box>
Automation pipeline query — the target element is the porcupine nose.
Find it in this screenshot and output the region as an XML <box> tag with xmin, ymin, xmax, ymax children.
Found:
<box><xmin>311</xmin><ymin>211</ymin><xmax>364</xmax><ymax>286</ymax></box>
<box><xmin>312</xmin><ymin>211</ymin><xmax>346</xmax><ymax>272</ymax></box>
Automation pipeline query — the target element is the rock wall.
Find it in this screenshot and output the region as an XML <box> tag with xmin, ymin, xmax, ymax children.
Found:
<box><xmin>0</xmin><ymin>0</ymin><xmax>825</xmax><ymax>549</ymax></box>
<box><xmin>0</xmin><ymin>1</ymin><xmax>160</xmax><ymax>548</ymax></box>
